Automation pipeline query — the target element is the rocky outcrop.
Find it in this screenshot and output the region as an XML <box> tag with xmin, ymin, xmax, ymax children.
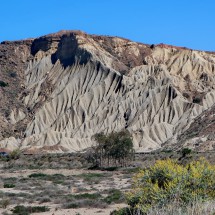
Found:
<box><xmin>0</xmin><ymin>30</ymin><xmax>215</xmax><ymax>152</ymax></box>
<box><xmin>0</xmin><ymin>39</ymin><xmax>33</xmax><ymax>141</ymax></box>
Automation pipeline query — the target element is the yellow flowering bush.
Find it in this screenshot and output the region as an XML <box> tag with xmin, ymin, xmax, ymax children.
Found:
<box><xmin>126</xmin><ymin>158</ymin><xmax>215</xmax><ymax>214</ymax></box>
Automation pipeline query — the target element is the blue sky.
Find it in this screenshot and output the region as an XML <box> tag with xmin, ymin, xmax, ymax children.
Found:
<box><xmin>1</xmin><ymin>0</ymin><xmax>215</xmax><ymax>51</ymax></box>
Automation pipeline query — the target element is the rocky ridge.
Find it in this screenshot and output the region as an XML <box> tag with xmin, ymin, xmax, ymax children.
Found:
<box><xmin>0</xmin><ymin>30</ymin><xmax>215</xmax><ymax>153</ymax></box>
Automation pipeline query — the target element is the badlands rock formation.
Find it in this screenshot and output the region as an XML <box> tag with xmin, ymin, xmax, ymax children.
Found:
<box><xmin>0</xmin><ymin>30</ymin><xmax>215</xmax><ymax>152</ymax></box>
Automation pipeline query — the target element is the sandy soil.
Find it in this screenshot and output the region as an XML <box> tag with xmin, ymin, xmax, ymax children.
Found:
<box><xmin>35</xmin><ymin>203</ymin><xmax>126</xmax><ymax>215</ymax></box>
<box><xmin>0</xmin><ymin>203</ymin><xmax>126</xmax><ymax>215</ymax></box>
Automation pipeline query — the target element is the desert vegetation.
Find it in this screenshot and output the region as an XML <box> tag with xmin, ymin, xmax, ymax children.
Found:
<box><xmin>0</xmin><ymin>148</ymin><xmax>215</xmax><ymax>214</ymax></box>
<box><xmin>112</xmin><ymin>158</ymin><xmax>215</xmax><ymax>215</ymax></box>
<box><xmin>11</xmin><ymin>205</ymin><xmax>49</xmax><ymax>215</ymax></box>
<box><xmin>0</xmin><ymin>80</ymin><xmax>8</xmax><ymax>87</ymax></box>
<box><xmin>0</xmin><ymin>163</ymin><xmax>129</xmax><ymax>214</ymax></box>
<box><xmin>90</xmin><ymin>131</ymin><xmax>135</xmax><ymax>168</ymax></box>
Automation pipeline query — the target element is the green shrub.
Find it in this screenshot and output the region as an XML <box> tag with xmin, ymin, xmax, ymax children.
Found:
<box><xmin>75</xmin><ymin>193</ymin><xmax>101</xmax><ymax>200</ymax></box>
<box><xmin>161</xmin><ymin>149</ymin><xmax>173</xmax><ymax>153</ymax></box>
<box><xmin>104</xmin><ymin>189</ymin><xmax>123</xmax><ymax>204</ymax></box>
<box><xmin>125</xmin><ymin>158</ymin><xmax>215</xmax><ymax>213</ymax></box>
<box><xmin>103</xmin><ymin>166</ymin><xmax>118</xmax><ymax>171</ymax></box>
<box><xmin>63</xmin><ymin>203</ymin><xmax>79</xmax><ymax>209</ymax></box>
<box><xmin>110</xmin><ymin>207</ymin><xmax>132</xmax><ymax>215</ymax></box>
<box><xmin>181</xmin><ymin>147</ymin><xmax>192</xmax><ymax>157</ymax></box>
<box><xmin>12</xmin><ymin>205</ymin><xmax>30</xmax><ymax>215</ymax></box>
<box><xmin>66</xmin><ymin>193</ymin><xmax>102</xmax><ymax>200</ymax></box>
<box><xmin>12</xmin><ymin>205</ymin><xmax>49</xmax><ymax>214</ymax></box>
<box><xmin>78</xmin><ymin>173</ymin><xmax>105</xmax><ymax>181</ymax></box>
<box><xmin>0</xmin><ymin>80</ymin><xmax>8</xmax><ymax>87</ymax></box>
<box><xmin>28</xmin><ymin>206</ymin><xmax>49</xmax><ymax>213</ymax></box>
<box><xmin>29</xmin><ymin>173</ymin><xmax>47</xmax><ymax>178</ymax></box>
<box><xmin>4</xmin><ymin>183</ymin><xmax>15</xmax><ymax>188</ymax></box>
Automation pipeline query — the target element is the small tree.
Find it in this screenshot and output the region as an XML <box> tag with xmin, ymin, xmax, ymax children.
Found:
<box><xmin>181</xmin><ymin>147</ymin><xmax>192</xmax><ymax>157</ymax></box>
<box><xmin>92</xmin><ymin>131</ymin><xmax>134</xmax><ymax>168</ymax></box>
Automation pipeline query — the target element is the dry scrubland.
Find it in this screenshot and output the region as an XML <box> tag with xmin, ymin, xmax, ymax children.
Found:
<box><xmin>0</xmin><ymin>150</ymin><xmax>215</xmax><ymax>214</ymax></box>
<box><xmin>0</xmin><ymin>153</ymin><xmax>130</xmax><ymax>215</ymax></box>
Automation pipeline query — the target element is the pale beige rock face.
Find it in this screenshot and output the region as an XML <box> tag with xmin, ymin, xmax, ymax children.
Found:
<box><xmin>0</xmin><ymin>31</ymin><xmax>215</xmax><ymax>152</ymax></box>
<box><xmin>0</xmin><ymin>137</ymin><xmax>20</xmax><ymax>151</ymax></box>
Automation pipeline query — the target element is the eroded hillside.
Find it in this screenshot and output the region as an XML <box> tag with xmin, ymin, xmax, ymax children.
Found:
<box><xmin>0</xmin><ymin>30</ymin><xmax>215</xmax><ymax>152</ymax></box>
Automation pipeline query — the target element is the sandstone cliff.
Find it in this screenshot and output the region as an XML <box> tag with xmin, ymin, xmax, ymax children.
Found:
<box><xmin>0</xmin><ymin>30</ymin><xmax>215</xmax><ymax>153</ymax></box>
